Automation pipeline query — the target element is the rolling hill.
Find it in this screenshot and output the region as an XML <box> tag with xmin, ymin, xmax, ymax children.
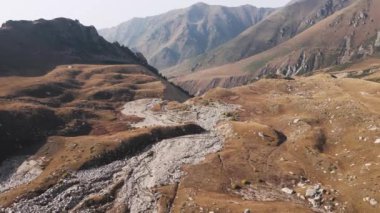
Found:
<box><xmin>2</xmin><ymin>67</ymin><xmax>380</xmax><ymax>212</ymax></box>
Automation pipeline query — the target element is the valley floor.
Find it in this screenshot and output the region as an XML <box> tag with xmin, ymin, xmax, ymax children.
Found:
<box><xmin>0</xmin><ymin>66</ymin><xmax>380</xmax><ymax>213</ymax></box>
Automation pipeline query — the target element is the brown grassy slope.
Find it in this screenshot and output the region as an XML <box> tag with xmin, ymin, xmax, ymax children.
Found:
<box><xmin>162</xmin><ymin>74</ymin><xmax>380</xmax><ymax>212</ymax></box>
<box><xmin>0</xmin><ymin>64</ymin><xmax>189</xmax><ymax>161</ymax></box>
<box><xmin>174</xmin><ymin>0</ymin><xmax>380</xmax><ymax>95</ymax></box>
<box><xmin>325</xmin><ymin>57</ymin><xmax>380</xmax><ymax>82</ymax></box>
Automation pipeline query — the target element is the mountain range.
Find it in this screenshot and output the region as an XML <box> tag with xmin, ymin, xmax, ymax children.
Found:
<box><xmin>100</xmin><ymin>0</ymin><xmax>380</xmax><ymax>95</ymax></box>
<box><xmin>165</xmin><ymin>0</ymin><xmax>355</xmax><ymax>76</ymax></box>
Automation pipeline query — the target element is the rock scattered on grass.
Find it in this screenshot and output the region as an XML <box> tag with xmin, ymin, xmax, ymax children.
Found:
<box><xmin>370</xmin><ymin>198</ymin><xmax>378</xmax><ymax>206</ymax></box>
<box><xmin>305</xmin><ymin>185</ymin><xmax>320</xmax><ymax>197</ymax></box>
<box><xmin>293</xmin><ymin>118</ymin><xmax>300</xmax><ymax>124</ymax></box>
<box><xmin>281</xmin><ymin>187</ymin><xmax>295</xmax><ymax>195</ymax></box>
<box><xmin>364</xmin><ymin>197</ymin><xmax>378</xmax><ymax>206</ymax></box>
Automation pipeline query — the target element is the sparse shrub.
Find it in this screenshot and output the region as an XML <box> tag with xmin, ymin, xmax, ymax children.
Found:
<box><xmin>62</xmin><ymin>171</ymin><xmax>73</xmax><ymax>179</ymax></box>
<box><xmin>241</xmin><ymin>179</ymin><xmax>251</xmax><ymax>185</ymax></box>
<box><xmin>224</xmin><ymin>112</ymin><xmax>239</xmax><ymax>121</ymax></box>
<box><xmin>202</xmin><ymin>99</ymin><xmax>211</xmax><ymax>106</ymax></box>
<box><xmin>113</xmin><ymin>74</ymin><xmax>123</xmax><ymax>80</ymax></box>
<box><xmin>231</xmin><ymin>183</ymin><xmax>241</xmax><ymax>190</ymax></box>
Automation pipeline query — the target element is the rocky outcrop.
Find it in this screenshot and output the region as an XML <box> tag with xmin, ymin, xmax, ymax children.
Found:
<box><xmin>259</xmin><ymin>43</ymin><xmax>376</xmax><ymax>78</ymax></box>
<box><xmin>275</xmin><ymin>51</ymin><xmax>325</xmax><ymax>77</ymax></box>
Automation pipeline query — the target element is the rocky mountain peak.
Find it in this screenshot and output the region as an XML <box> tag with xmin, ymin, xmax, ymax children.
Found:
<box><xmin>190</xmin><ymin>2</ymin><xmax>209</xmax><ymax>8</ymax></box>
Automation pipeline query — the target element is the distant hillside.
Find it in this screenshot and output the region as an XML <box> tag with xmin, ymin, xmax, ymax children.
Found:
<box><xmin>99</xmin><ymin>3</ymin><xmax>274</xmax><ymax>69</ymax></box>
<box><xmin>165</xmin><ymin>0</ymin><xmax>355</xmax><ymax>77</ymax></box>
<box><xmin>174</xmin><ymin>0</ymin><xmax>380</xmax><ymax>95</ymax></box>
<box><xmin>0</xmin><ymin>18</ymin><xmax>147</xmax><ymax>76</ymax></box>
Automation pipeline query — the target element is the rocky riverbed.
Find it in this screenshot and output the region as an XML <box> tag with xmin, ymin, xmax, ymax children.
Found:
<box><xmin>2</xmin><ymin>98</ymin><xmax>239</xmax><ymax>212</ymax></box>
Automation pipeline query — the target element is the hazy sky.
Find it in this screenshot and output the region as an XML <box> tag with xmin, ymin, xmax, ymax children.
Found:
<box><xmin>0</xmin><ymin>0</ymin><xmax>289</xmax><ymax>29</ymax></box>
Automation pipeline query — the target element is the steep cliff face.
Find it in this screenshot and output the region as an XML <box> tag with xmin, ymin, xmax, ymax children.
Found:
<box><xmin>0</xmin><ymin>18</ymin><xmax>146</xmax><ymax>76</ymax></box>
<box><xmin>99</xmin><ymin>3</ymin><xmax>274</xmax><ymax>69</ymax></box>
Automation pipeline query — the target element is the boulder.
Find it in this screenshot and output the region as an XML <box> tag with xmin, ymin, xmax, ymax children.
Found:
<box><xmin>244</xmin><ymin>209</ymin><xmax>251</xmax><ymax>213</ymax></box>
<box><xmin>305</xmin><ymin>185</ymin><xmax>320</xmax><ymax>197</ymax></box>
<box><xmin>375</xmin><ymin>31</ymin><xmax>380</xmax><ymax>47</ymax></box>
<box><xmin>370</xmin><ymin>198</ymin><xmax>378</xmax><ymax>206</ymax></box>
<box><xmin>282</xmin><ymin>187</ymin><xmax>295</xmax><ymax>194</ymax></box>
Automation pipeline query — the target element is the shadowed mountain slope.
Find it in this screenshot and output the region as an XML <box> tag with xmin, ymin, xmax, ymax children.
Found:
<box><xmin>0</xmin><ymin>18</ymin><xmax>147</xmax><ymax>76</ymax></box>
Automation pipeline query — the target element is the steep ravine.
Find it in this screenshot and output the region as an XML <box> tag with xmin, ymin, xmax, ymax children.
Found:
<box><xmin>2</xmin><ymin>99</ymin><xmax>239</xmax><ymax>212</ymax></box>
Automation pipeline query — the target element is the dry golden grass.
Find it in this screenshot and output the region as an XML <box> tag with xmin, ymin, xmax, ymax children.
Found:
<box><xmin>162</xmin><ymin>74</ymin><xmax>380</xmax><ymax>212</ymax></box>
